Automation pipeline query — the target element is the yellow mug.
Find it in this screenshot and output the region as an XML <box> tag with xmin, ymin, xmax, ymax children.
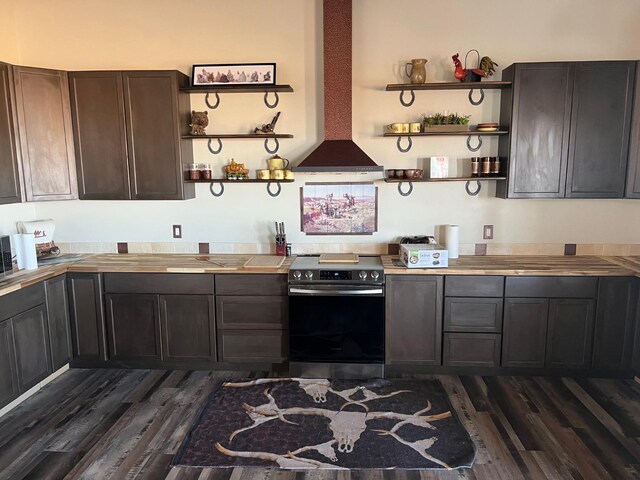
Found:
<box><xmin>268</xmin><ymin>155</ymin><xmax>290</xmax><ymax>170</ymax></box>
<box><xmin>402</xmin><ymin>123</ymin><xmax>410</xmax><ymax>133</ymax></box>
<box><xmin>271</xmin><ymin>169</ymin><xmax>285</xmax><ymax>180</ymax></box>
<box><xmin>409</xmin><ymin>122</ymin><xmax>422</xmax><ymax>133</ymax></box>
<box><xmin>388</xmin><ymin>123</ymin><xmax>403</xmax><ymax>133</ymax></box>
<box><xmin>257</xmin><ymin>169</ymin><xmax>271</xmax><ymax>180</ymax></box>
<box><xmin>284</xmin><ymin>169</ymin><xmax>294</xmax><ymax>180</ymax></box>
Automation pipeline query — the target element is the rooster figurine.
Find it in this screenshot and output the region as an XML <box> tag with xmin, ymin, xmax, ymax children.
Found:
<box><xmin>452</xmin><ymin>53</ymin><xmax>466</xmax><ymax>82</ymax></box>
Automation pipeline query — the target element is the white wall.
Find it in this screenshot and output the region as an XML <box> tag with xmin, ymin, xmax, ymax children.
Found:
<box><xmin>2</xmin><ymin>0</ymin><xmax>640</xmax><ymax>247</ymax></box>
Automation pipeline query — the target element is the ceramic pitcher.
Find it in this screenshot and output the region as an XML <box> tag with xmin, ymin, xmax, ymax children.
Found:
<box><xmin>405</xmin><ymin>58</ymin><xmax>428</xmax><ymax>84</ymax></box>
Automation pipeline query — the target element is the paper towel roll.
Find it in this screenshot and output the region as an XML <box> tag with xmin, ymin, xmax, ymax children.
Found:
<box><xmin>21</xmin><ymin>233</ymin><xmax>38</xmax><ymax>271</ymax></box>
<box><xmin>446</xmin><ymin>224</ymin><xmax>460</xmax><ymax>259</ymax></box>
<box><xmin>11</xmin><ymin>234</ymin><xmax>24</xmax><ymax>270</ymax></box>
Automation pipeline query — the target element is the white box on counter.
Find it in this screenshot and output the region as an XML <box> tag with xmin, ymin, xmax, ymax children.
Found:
<box><xmin>400</xmin><ymin>243</ymin><xmax>448</xmax><ymax>268</ymax></box>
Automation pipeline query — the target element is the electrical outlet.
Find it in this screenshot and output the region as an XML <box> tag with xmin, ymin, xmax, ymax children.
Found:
<box><xmin>172</xmin><ymin>225</ymin><xmax>182</xmax><ymax>239</ymax></box>
<box><xmin>483</xmin><ymin>224</ymin><xmax>494</xmax><ymax>240</ymax></box>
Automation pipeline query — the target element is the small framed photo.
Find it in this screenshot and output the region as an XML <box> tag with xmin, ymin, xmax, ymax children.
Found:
<box><xmin>191</xmin><ymin>63</ymin><xmax>276</xmax><ymax>86</ymax></box>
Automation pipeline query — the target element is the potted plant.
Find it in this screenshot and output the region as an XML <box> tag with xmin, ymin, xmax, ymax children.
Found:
<box><xmin>422</xmin><ymin>112</ymin><xmax>471</xmax><ymax>132</ymax></box>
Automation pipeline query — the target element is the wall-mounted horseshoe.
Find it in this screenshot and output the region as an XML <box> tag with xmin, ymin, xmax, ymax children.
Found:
<box><xmin>266</xmin><ymin>181</ymin><xmax>282</xmax><ymax>197</ymax></box>
<box><xmin>466</xmin><ymin>135</ymin><xmax>483</xmax><ymax>152</ymax></box>
<box><xmin>465</xmin><ymin>180</ymin><xmax>481</xmax><ymax>196</ymax></box>
<box><xmin>399</xmin><ymin>90</ymin><xmax>415</xmax><ymax>107</ymax></box>
<box><xmin>264</xmin><ymin>137</ymin><xmax>280</xmax><ymax>154</ymax></box>
<box><xmin>264</xmin><ymin>91</ymin><xmax>279</xmax><ymax>108</ymax></box>
<box><xmin>396</xmin><ymin>136</ymin><xmax>413</xmax><ymax>153</ymax></box>
<box><xmin>207</xmin><ymin>138</ymin><xmax>223</xmax><ymax>155</ymax></box>
<box><xmin>468</xmin><ymin>88</ymin><xmax>485</xmax><ymax>106</ymax></box>
<box><xmin>209</xmin><ymin>182</ymin><xmax>225</xmax><ymax>197</ymax></box>
<box><xmin>205</xmin><ymin>92</ymin><xmax>221</xmax><ymax>109</ymax></box>
<box><xmin>397</xmin><ymin>182</ymin><xmax>413</xmax><ymax>196</ymax></box>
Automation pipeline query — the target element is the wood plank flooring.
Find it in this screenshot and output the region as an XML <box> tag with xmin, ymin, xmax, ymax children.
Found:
<box><xmin>0</xmin><ymin>369</ymin><xmax>638</xmax><ymax>479</ymax></box>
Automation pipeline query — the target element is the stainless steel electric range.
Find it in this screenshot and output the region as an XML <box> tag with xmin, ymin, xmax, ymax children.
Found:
<box><xmin>288</xmin><ymin>255</ymin><xmax>385</xmax><ymax>379</ymax></box>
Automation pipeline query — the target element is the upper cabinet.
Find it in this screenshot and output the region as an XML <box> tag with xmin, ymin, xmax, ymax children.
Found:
<box><xmin>0</xmin><ymin>62</ymin><xmax>21</xmax><ymax>205</ymax></box>
<box><xmin>626</xmin><ymin>61</ymin><xmax>640</xmax><ymax>198</ymax></box>
<box><xmin>13</xmin><ymin>66</ymin><xmax>78</xmax><ymax>201</ymax></box>
<box><xmin>497</xmin><ymin>61</ymin><xmax>636</xmax><ymax>199</ymax></box>
<box><xmin>69</xmin><ymin>70</ymin><xmax>194</xmax><ymax>200</ymax></box>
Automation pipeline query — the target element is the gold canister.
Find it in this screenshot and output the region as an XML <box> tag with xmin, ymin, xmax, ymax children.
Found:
<box><xmin>257</xmin><ymin>169</ymin><xmax>271</xmax><ymax>180</ymax></box>
<box><xmin>409</xmin><ymin>122</ymin><xmax>422</xmax><ymax>133</ymax></box>
<box><xmin>284</xmin><ymin>169</ymin><xmax>294</xmax><ymax>180</ymax></box>
<box><xmin>270</xmin><ymin>169</ymin><xmax>285</xmax><ymax>180</ymax></box>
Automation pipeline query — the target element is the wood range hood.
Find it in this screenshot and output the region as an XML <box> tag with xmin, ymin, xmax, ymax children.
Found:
<box><xmin>293</xmin><ymin>0</ymin><xmax>383</xmax><ymax>172</ymax></box>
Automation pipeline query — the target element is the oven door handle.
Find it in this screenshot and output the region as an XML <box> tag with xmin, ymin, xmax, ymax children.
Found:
<box><xmin>289</xmin><ymin>287</ymin><xmax>384</xmax><ymax>296</ymax></box>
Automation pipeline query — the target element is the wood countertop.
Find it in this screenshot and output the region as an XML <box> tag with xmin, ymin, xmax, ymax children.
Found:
<box><xmin>382</xmin><ymin>255</ymin><xmax>640</xmax><ymax>277</ymax></box>
<box><xmin>1</xmin><ymin>253</ymin><xmax>638</xmax><ymax>298</ymax></box>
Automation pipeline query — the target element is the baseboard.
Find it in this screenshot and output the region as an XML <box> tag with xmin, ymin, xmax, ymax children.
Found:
<box><xmin>0</xmin><ymin>365</ymin><xmax>69</xmax><ymax>418</ymax></box>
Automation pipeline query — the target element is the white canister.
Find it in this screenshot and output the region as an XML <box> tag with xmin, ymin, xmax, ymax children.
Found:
<box><xmin>21</xmin><ymin>233</ymin><xmax>38</xmax><ymax>270</ymax></box>
<box><xmin>11</xmin><ymin>233</ymin><xmax>24</xmax><ymax>269</ymax></box>
<box><xmin>446</xmin><ymin>224</ymin><xmax>460</xmax><ymax>259</ymax></box>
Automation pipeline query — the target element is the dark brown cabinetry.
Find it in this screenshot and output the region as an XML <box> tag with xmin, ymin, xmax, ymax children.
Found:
<box><xmin>67</xmin><ymin>273</ymin><xmax>107</xmax><ymax>364</ymax></box>
<box><xmin>215</xmin><ymin>274</ymin><xmax>288</xmax><ymax>363</ymax></box>
<box><xmin>593</xmin><ymin>277</ymin><xmax>639</xmax><ymax>372</ymax></box>
<box><xmin>443</xmin><ymin>276</ymin><xmax>503</xmax><ymax>367</ymax></box>
<box><xmin>45</xmin><ymin>275</ymin><xmax>72</xmax><ymax>370</ymax></box>
<box><xmin>0</xmin><ymin>283</ymin><xmax>51</xmax><ymax>408</ymax></box>
<box><xmin>13</xmin><ymin>66</ymin><xmax>77</xmax><ymax>201</ymax></box>
<box><xmin>0</xmin><ymin>62</ymin><xmax>21</xmax><ymax>205</ymax></box>
<box><xmin>502</xmin><ymin>277</ymin><xmax>597</xmax><ymax>369</ymax></box>
<box><xmin>161</xmin><ymin>295</ymin><xmax>216</xmax><ymax>363</ymax></box>
<box><xmin>498</xmin><ymin>61</ymin><xmax>636</xmax><ymax>199</ymax></box>
<box><xmin>69</xmin><ymin>70</ymin><xmax>194</xmax><ymax>200</ymax></box>
<box><xmin>627</xmin><ymin>61</ymin><xmax>640</xmax><ymax>198</ymax></box>
<box><xmin>386</xmin><ymin>275</ymin><xmax>443</xmax><ymax>365</ymax></box>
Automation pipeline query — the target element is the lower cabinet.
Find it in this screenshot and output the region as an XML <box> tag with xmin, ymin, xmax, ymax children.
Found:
<box><xmin>386</xmin><ymin>275</ymin><xmax>443</xmax><ymax>365</ymax></box>
<box><xmin>0</xmin><ymin>320</ymin><xmax>19</xmax><ymax>406</ymax></box>
<box><xmin>443</xmin><ymin>333</ymin><xmax>501</xmax><ymax>367</ymax></box>
<box><xmin>67</xmin><ymin>273</ymin><xmax>107</xmax><ymax>364</ymax></box>
<box><xmin>546</xmin><ymin>299</ymin><xmax>595</xmax><ymax>368</ymax></box>
<box><xmin>502</xmin><ymin>298</ymin><xmax>550</xmax><ymax>368</ymax></box>
<box><xmin>45</xmin><ymin>275</ymin><xmax>72</xmax><ymax>370</ymax></box>
<box><xmin>160</xmin><ymin>295</ymin><xmax>216</xmax><ymax>362</ymax></box>
<box><xmin>215</xmin><ymin>274</ymin><xmax>288</xmax><ymax>364</ymax></box>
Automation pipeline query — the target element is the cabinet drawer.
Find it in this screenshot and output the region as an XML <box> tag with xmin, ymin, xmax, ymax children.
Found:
<box><xmin>217</xmin><ymin>330</ymin><xmax>287</xmax><ymax>363</ymax></box>
<box><xmin>505</xmin><ymin>276</ymin><xmax>598</xmax><ymax>298</ymax></box>
<box><xmin>215</xmin><ymin>274</ymin><xmax>287</xmax><ymax>296</ymax></box>
<box><xmin>0</xmin><ymin>283</ymin><xmax>46</xmax><ymax>321</ymax></box>
<box><xmin>444</xmin><ymin>297</ymin><xmax>503</xmax><ymax>333</ymax></box>
<box><xmin>216</xmin><ymin>296</ymin><xmax>287</xmax><ymax>329</ymax></box>
<box><xmin>443</xmin><ymin>333</ymin><xmax>501</xmax><ymax>367</ymax></box>
<box><xmin>445</xmin><ymin>276</ymin><xmax>504</xmax><ymax>297</ymax></box>
<box><xmin>104</xmin><ymin>273</ymin><xmax>213</xmax><ymax>295</ymax></box>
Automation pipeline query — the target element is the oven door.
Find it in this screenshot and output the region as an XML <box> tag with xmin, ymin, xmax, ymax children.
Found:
<box><xmin>288</xmin><ymin>284</ymin><xmax>384</xmax><ymax>364</ymax></box>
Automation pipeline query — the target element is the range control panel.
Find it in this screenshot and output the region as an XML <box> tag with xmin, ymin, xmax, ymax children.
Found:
<box><xmin>289</xmin><ymin>269</ymin><xmax>383</xmax><ymax>283</ymax></box>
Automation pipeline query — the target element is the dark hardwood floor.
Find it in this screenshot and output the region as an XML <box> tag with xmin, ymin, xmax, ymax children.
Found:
<box><xmin>0</xmin><ymin>369</ymin><xmax>639</xmax><ymax>479</ymax></box>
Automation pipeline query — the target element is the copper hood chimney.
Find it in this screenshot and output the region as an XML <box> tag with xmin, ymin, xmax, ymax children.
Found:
<box><xmin>293</xmin><ymin>0</ymin><xmax>383</xmax><ymax>172</ymax></box>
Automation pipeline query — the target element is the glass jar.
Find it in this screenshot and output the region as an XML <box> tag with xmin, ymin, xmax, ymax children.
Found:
<box><xmin>188</xmin><ymin>163</ymin><xmax>201</xmax><ymax>180</ymax></box>
<box><xmin>200</xmin><ymin>163</ymin><xmax>212</xmax><ymax>180</ymax></box>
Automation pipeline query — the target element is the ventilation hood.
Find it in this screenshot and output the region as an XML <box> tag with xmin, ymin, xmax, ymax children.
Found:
<box><xmin>293</xmin><ymin>0</ymin><xmax>383</xmax><ymax>172</ymax></box>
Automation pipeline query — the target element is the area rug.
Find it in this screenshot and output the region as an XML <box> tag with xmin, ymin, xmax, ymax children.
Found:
<box><xmin>173</xmin><ymin>378</ymin><xmax>475</xmax><ymax>470</ymax></box>
<box><xmin>174</xmin><ymin>377</ymin><xmax>477</xmax><ymax>469</ymax></box>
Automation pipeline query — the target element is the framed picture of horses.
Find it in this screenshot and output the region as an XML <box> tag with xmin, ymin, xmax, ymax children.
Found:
<box><xmin>191</xmin><ymin>63</ymin><xmax>276</xmax><ymax>86</ymax></box>
<box><xmin>300</xmin><ymin>182</ymin><xmax>378</xmax><ymax>235</ymax></box>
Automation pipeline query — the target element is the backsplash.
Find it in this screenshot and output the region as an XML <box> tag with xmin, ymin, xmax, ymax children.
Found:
<box><xmin>56</xmin><ymin>242</ymin><xmax>640</xmax><ymax>256</ymax></box>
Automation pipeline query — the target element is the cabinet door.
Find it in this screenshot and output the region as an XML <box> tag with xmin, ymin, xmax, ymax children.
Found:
<box><xmin>12</xmin><ymin>66</ymin><xmax>77</xmax><ymax>201</ymax></box>
<box><xmin>45</xmin><ymin>274</ymin><xmax>72</xmax><ymax>370</ymax></box>
<box><xmin>502</xmin><ymin>298</ymin><xmax>548</xmax><ymax>367</ymax></box>
<box><xmin>12</xmin><ymin>304</ymin><xmax>52</xmax><ymax>392</ymax></box>
<box><xmin>123</xmin><ymin>71</ymin><xmax>189</xmax><ymax>200</ymax></box>
<box><xmin>0</xmin><ymin>320</ymin><xmax>19</xmax><ymax>408</ymax></box>
<box><xmin>218</xmin><ymin>330</ymin><xmax>287</xmax><ymax>363</ymax></box>
<box><xmin>105</xmin><ymin>294</ymin><xmax>161</xmax><ymax>361</ymax></box>
<box><xmin>593</xmin><ymin>277</ymin><xmax>638</xmax><ymax>371</ymax></box>
<box><xmin>566</xmin><ymin>61</ymin><xmax>635</xmax><ymax>198</ymax></box>
<box><xmin>160</xmin><ymin>295</ymin><xmax>215</xmax><ymax>362</ymax></box>
<box><xmin>216</xmin><ymin>296</ymin><xmax>288</xmax><ymax>329</ymax></box>
<box><xmin>386</xmin><ymin>275</ymin><xmax>443</xmax><ymax>365</ymax></box>
<box><xmin>499</xmin><ymin>63</ymin><xmax>573</xmax><ymax>198</ymax></box>
<box><xmin>546</xmin><ymin>299</ymin><xmax>595</xmax><ymax>369</ymax></box>
<box><xmin>69</xmin><ymin>71</ymin><xmax>130</xmax><ymax>200</ymax></box>
<box><xmin>443</xmin><ymin>333</ymin><xmax>501</xmax><ymax>367</ymax></box>
<box><xmin>0</xmin><ymin>62</ymin><xmax>21</xmax><ymax>205</ymax></box>
<box><xmin>626</xmin><ymin>61</ymin><xmax>640</xmax><ymax>198</ymax></box>
<box><xmin>67</xmin><ymin>273</ymin><xmax>107</xmax><ymax>363</ymax></box>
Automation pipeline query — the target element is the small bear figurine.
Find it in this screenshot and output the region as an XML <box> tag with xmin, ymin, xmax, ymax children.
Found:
<box><xmin>189</xmin><ymin>110</ymin><xmax>209</xmax><ymax>135</ymax></box>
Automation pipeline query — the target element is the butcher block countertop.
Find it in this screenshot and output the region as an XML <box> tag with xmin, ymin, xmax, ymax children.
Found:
<box><xmin>382</xmin><ymin>255</ymin><xmax>640</xmax><ymax>277</ymax></box>
<box><xmin>0</xmin><ymin>253</ymin><xmax>638</xmax><ymax>298</ymax></box>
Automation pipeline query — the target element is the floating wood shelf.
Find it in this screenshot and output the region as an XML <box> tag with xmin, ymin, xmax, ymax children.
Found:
<box><xmin>184</xmin><ymin>179</ymin><xmax>295</xmax><ymax>184</ymax></box>
<box><xmin>181</xmin><ymin>84</ymin><xmax>294</xmax><ymax>94</ymax></box>
<box><xmin>386</xmin><ymin>81</ymin><xmax>511</xmax><ymax>91</ymax></box>
<box><xmin>182</xmin><ymin>133</ymin><xmax>293</xmax><ymax>139</ymax></box>
<box><xmin>384</xmin><ymin>130</ymin><xmax>508</xmax><ymax>137</ymax></box>
<box><xmin>384</xmin><ymin>177</ymin><xmax>506</xmax><ymax>183</ymax></box>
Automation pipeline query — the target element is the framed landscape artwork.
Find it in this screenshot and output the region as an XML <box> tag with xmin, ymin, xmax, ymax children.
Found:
<box><xmin>191</xmin><ymin>63</ymin><xmax>276</xmax><ymax>86</ymax></box>
<box><xmin>300</xmin><ymin>182</ymin><xmax>378</xmax><ymax>235</ymax></box>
